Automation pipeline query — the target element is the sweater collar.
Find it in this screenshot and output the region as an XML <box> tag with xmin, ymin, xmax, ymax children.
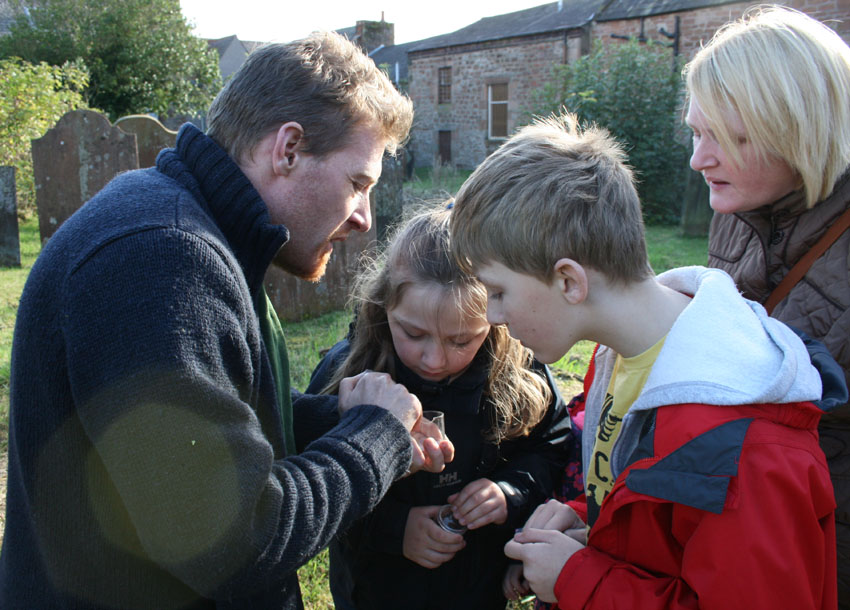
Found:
<box><xmin>156</xmin><ymin>123</ymin><xmax>289</xmax><ymax>294</ymax></box>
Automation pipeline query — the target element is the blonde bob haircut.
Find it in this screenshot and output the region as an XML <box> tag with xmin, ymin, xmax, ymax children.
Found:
<box><xmin>684</xmin><ymin>5</ymin><xmax>850</xmax><ymax>208</ymax></box>
<box><xmin>322</xmin><ymin>204</ymin><xmax>551</xmax><ymax>442</ymax></box>
<box><xmin>207</xmin><ymin>31</ymin><xmax>413</xmax><ymax>164</ymax></box>
<box><xmin>451</xmin><ymin>112</ymin><xmax>652</xmax><ymax>285</ymax></box>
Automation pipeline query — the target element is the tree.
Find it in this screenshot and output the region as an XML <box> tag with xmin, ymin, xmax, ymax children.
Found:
<box><xmin>529</xmin><ymin>39</ymin><xmax>689</xmax><ymax>225</ymax></box>
<box><xmin>0</xmin><ymin>0</ymin><xmax>221</xmax><ymax>120</ymax></box>
<box><xmin>0</xmin><ymin>57</ymin><xmax>89</xmax><ymax>215</ymax></box>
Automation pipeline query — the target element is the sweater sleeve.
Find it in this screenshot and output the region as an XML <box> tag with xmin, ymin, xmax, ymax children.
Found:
<box><xmin>62</xmin><ymin>228</ymin><xmax>412</xmax><ymax>601</ymax></box>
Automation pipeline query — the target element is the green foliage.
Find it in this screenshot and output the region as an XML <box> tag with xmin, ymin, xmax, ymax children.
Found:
<box><xmin>0</xmin><ymin>57</ymin><xmax>89</xmax><ymax>214</ymax></box>
<box><xmin>0</xmin><ymin>0</ymin><xmax>221</xmax><ymax>120</ymax></box>
<box><xmin>529</xmin><ymin>39</ymin><xmax>689</xmax><ymax>225</ymax></box>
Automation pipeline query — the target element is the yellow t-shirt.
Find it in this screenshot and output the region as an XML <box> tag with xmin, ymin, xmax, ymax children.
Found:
<box><xmin>585</xmin><ymin>336</ymin><xmax>666</xmax><ymax>518</ymax></box>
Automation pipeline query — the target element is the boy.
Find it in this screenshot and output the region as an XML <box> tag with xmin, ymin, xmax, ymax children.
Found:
<box><xmin>449</xmin><ymin>114</ymin><xmax>843</xmax><ymax>609</ymax></box>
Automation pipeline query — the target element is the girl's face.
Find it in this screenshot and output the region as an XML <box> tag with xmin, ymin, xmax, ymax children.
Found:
<box><xmin>686</xmin><ymin>98</ymin><xmax>799</xmax><ymax>214</ymax></box>
<box><xmin>387</xmin><ymin>283</ymin><xmax>490</xmax><ymax>382</ymax></box>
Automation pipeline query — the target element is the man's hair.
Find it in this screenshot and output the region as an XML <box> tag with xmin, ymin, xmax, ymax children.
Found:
<box><xmin>206</xmin><ymin>31</ymin><xmax>413</xmax><ymax>163</ymax></box>
<box><xmin>451</xmin><ymin>113</ymin><xmax>652</xmax><ymax>284</ymax></box>
<box><xmin>684</xmin><ymin>6</ymin><xmax>850</xmax><ymax>208</ymax></box>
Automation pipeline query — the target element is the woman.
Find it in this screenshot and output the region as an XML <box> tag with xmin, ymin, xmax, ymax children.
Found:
<box><xmin>684</xmin><ymin>6</ymin><xmax>850</xmax><ymax>607</ymax></box>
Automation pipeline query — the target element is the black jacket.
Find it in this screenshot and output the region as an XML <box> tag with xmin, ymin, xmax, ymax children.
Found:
<box><xmin>307</xmin><ymin>339</ymin><xmax>574</xmax><ymax>610</ymax></box>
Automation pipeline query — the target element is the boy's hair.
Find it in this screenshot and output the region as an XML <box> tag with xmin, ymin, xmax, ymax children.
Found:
<box><xmin>684</xmin><ymin>6</ymin><xmax>850</xmax><ymax>208</ymax></box>
<box><xmin>323</xmin><ymin>204</ymin><xmax>551</xmax><ymax>442</ymax></box>
<box><xmin>451</xmin><ymin>113</ymin><xmax>652</xmax><ymax>284</ymax></box>
<box><xmin>206</xmin><ymin>31</ymin><xmax>413</xmax><ymax>164</ymax></box>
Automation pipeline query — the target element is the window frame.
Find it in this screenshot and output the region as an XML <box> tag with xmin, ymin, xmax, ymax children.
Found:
<box><xmin>488</xmin><ymin>82</ymin><xmax>508</xmax><ymax>140</ymax></box>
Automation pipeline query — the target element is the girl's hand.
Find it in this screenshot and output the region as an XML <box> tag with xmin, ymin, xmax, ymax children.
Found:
<box><xmin>502</xmin><ymin>562</ymin><xmax>531</xmax><ymax>601</ymax></box>
<box><xmin>402</xmin><ymin>505</ymin><xmax>465</xmax><ymax>569</ymax></box>
<box><xmin>447</xmin><ymin>478</ymin><xmax>507</xmax><ymax>530</ymax></box>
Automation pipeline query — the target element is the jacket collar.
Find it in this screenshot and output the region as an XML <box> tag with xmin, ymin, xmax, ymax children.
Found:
<box><xmin>156</xmin><ymin>123</ymin><xmax>289</xmax><ymax>295</ymax></box>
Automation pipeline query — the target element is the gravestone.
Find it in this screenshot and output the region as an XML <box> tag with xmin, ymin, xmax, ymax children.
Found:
<box><xmin>115</xmin><ymin>115</ymin><xmax>178</xmax><ymax>168</ymax></box>
<box><xmin>680</xmin><ymin>166</ymin><xmax>713</xmax><ymax>238</ymax></box>
<box><xmin>0</xmin><ymin>166</ymin><xmax>21</xmax><ymax>268</ymax></box>
<box><xmin>32</xmin><ymin>109</ymin><xmax>138</xmax><ymax>244</ymax></box>
<box><xmin>374</xmin><ymin>153</ymin><xmax>405</xmax><ymax>245</ymax></box>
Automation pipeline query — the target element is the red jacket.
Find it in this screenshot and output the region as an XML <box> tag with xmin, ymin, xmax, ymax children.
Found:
<box><xmin>556</xmin><ymin>355</ymin><xmax>837</xmax><ymax>609</ymax></box>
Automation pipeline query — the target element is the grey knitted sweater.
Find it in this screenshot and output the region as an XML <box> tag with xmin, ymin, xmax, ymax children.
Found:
<box><xmin>0</xmin><ymin>124</ymin><xmax>411</xmax><ymax>609</ymax></box>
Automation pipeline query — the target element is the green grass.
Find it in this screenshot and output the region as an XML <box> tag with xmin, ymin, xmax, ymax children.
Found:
<box><xmin>407</xmin><ymin>165</ymin><xmax>473</xmax><ymax>200</ymax></box>
<box><xmin>0</xmin><ymin>214</ymin><xmax>40</xmax><ymax>450</ymax></box>
<box><xmin>0</xmin><ymin>194</ymin><xmax>708</xmax><ymax>609</ymax></box>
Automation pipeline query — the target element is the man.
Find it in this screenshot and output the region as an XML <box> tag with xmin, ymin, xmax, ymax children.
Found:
<box><xmin>0</xmin><ymin>31</ymin><xmax>451</xmax><ymax>609</ymax></box>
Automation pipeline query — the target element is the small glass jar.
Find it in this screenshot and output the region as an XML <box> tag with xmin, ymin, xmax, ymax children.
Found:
<box><xmin>435</xmin><ymin>504</ymin><xmax>467</xmax><ymax>535</ymax></box>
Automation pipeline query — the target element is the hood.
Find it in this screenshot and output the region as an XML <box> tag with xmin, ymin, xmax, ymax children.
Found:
<box><xmin>630</xmin><ymin>266</ymin><xmax>822</xmax><ymax>412</ymax></box>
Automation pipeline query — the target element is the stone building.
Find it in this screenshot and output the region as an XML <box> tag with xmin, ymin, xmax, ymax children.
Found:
<box><xmin>405</xmin><ymin>0</ymin><xmax>849</xmax><ymax>170</ymax></box>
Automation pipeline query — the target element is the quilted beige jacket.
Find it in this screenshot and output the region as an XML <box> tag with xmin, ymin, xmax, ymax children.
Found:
<box><xmin>708</xmin><ymin>169</ymin><xmax>850</xmax><ymax>607</ymax></box>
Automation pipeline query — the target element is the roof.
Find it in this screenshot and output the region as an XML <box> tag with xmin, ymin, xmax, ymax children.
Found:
<box><xmin>408</xmin><ymin>0</ymin><xmax>605</xmax><ymax>52</ymax></box>
<box><xmin>595</xmin><ymin>0</ymin><xmax>741</xmax><ymax>21</ymax></box>
<box><xmin>370</xmin><ymin>40</ymin><xmax>419</xmax><ymax>82</ymax></box>
<box><xmin>207</xmin><ymin>35</ymin><xmax>265</xmax><ymax>57</ymax></box>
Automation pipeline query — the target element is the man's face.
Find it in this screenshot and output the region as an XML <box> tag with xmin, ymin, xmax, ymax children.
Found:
<box><xmin>475</xmin><ymin>261</ymin><xmax>575</xmax><ymax>364</ymax></box>
<box><xmin>266</xmin><ymin>124</ymin><xmax>387</xmax><ymax>281</ymax></box>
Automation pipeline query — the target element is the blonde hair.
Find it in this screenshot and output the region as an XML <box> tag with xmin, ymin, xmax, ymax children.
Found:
<box><xmin>207</xmin><ymin>31</ymin><xmax>413</xmax><ymax>163</ymax></box>
<box><xmin>451</xmin><ymin>112</ymin><xmax>652</xmax><ymax>284</ymax></box>
<box><xmin>684</xmin><ymin>5</ymin><xmax>850</xmax><ymax>208</ymax></box>
<box><xmin>323</xmin><ymin>205</ymin><xmax>551</xmax><ymax>442</ymax></box>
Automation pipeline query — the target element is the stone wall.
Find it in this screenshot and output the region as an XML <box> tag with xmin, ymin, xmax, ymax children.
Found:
<box><xmin>594</xmin><ymin>0</ymin><xmax>849</xmax><ymax>59</ymax></box>
<box><xmin>409</xmin><ymin>34</ymin><xmax>571</xmax><ymax>169</ymax></box>
<box><xmin>408</xmin><ymin>0</ymin><xmax>847</xmax><ymax>170</ymax></box>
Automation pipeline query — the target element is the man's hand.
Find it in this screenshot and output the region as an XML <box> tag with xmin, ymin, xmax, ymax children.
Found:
<box><xmin>403</xmin><ymin>505</ymin><xmax>465</xmax><ymax>569</ymax></box>
<box><xmin>338</xmin><ymin>371</ymin><xmax>421</xmax><ymax>430</ymax></box>
<box><xmin>447</xmin><ymin>478</ymin><xmax>507</xmax><ymax>529</ymax></box>
<box><xmin>407</xmin><ymin>416</ymin><xmax>454</xmax><ymax>475</ymax></box>
<box><xmin>504</xmin><ymin>528</ymin><xmax>585</xmax><ymax>603</ymax></box>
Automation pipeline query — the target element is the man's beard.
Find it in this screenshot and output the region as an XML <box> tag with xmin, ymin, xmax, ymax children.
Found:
<box><xmin>272</xmin><ymin>246</ymin><xmax>331</xmax><ymax>283</ymax></box>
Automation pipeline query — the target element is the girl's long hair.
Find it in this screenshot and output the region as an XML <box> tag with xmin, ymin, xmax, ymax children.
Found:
<box><xmin>321</xmin><ymin>204</ymin><xmax>550</xmax><ymax>442</ymax></box>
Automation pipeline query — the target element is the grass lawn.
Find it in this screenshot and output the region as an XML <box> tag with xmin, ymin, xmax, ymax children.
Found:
<box><xmin>0</xmin><ymin>206</ymin><xmax>708</xmax><ymax>607</ymax></box>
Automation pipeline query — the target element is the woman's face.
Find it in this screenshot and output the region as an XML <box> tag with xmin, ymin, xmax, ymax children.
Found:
<box><xmin>687</xmin><ymin>98</ymin><xmax>799</xmax><ymax>214</ymax></box>
<box><xmin>387</xmin><ymin>283</ymin><xmax>490</xmax><ymax>382</ymax></box>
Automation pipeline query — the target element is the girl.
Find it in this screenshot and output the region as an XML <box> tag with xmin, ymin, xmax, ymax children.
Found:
<box><xmin>307</xmin><ymin>204</ymin><xmax>574</xmax><ymax>610</ymax></box>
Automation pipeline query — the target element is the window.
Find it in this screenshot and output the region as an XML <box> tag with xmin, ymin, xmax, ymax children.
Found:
<box><xmin>438</xmin><ymin>130</ymin><xmax>452</xmax><ymax>164</ymax></box>
<box><xmin>488</xmin><ymin>83</ymin><xmax>508</xmax><ymax>139</ymax></box>
<box><xmin>438</xmin><ymin>67</ymin><xmax>452</xmax><ymax>104</ymax></box>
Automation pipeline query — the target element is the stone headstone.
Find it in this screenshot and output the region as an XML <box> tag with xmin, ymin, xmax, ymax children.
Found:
<box><xmin>0</xmin><ymin>166</ymin><xmax>21</xmax><ymax>267</ymax></box>
<box><xmin>374</xmin><ymin>153</ymin><xmax>405</xmax><ymax>245</ymax></box>
<box><xmin>32</xmin><ymin>109</ymin><xmax>138</xmax><ymax>244</ymax></box>
<box><xmin>680</xmin><ymin>166</ymin><xmax>712</xmax><ymax>238</ymax></box>
<box><xmin>115</xmin><ymin>115</ymin><xmax>178</xmax><ymax>168</ymax></box>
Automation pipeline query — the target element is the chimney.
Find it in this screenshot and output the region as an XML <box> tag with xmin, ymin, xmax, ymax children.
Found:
<box><xmin>355</xmin><ymin>19</ymin><xmax>394</xmax><ymax>52</ymax></box>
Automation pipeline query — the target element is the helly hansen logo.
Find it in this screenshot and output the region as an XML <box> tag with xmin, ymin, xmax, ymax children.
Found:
<box><xmin>436</xmin><ymin>471</ymin><xmax>459</xmax><ymax>488</ymax></box>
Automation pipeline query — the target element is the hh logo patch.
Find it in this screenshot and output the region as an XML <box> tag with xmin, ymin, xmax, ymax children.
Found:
<box><xmin>436</xmin><ymin>471</ymin><xmax>459</xmax><ymax>488</ymax></box>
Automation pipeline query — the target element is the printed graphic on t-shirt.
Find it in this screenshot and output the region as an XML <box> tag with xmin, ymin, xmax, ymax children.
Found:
<box><xmin>586</xmin><ymin>392</ymin><xmax>624</xmax><ymax>522</ymax></box>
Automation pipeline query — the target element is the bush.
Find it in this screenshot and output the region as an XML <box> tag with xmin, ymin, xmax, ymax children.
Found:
<box><xmin>0</xmin><ymin>57</ymin><xmax>89</xmax><ymax>216</ymax></box>
<box><xmin>528</xmin><ymin>39</ymin><xmax>689</xmax><ymax>225</ymax></box>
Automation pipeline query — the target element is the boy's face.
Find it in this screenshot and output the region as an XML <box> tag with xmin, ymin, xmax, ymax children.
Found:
<box><xmin>475</xmin><ymin>262</ymin><xmax>576</xmax><ymax>364</ymax></box>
